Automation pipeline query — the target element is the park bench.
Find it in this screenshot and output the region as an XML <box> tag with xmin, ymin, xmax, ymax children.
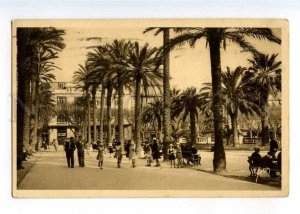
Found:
<box><xmin>250</xmin><ymin>165</ymin><xmax>281</xmax><ymax>183</ymax></box>
<box><xmin>248</xmin><ymin>155</ymin><xmax>281</xmax><ymax>183</ymax></box>
<box><xmin>182</xmin><ymin>150</ymin><xmax>201</xmax><ymax>166</ymax></box>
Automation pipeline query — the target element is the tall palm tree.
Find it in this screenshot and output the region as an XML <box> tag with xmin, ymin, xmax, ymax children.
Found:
<box><xmin>172</xmin><ymin>87</ymin><xmax>202</xmax><ymax>145</ymax></box>
<box><xmin>141</xmin><ymin>98</ymin><xmax>164</xmax><ymax>142</ymax></box>
<box><xmin>16</xmin><ymin>28</ymin><xmax>65</xmax><ymax>168</ymax></box>
<box><xmin>144</xmin><ymin>28</ymin><xmax>173</xmax><ymax>152</ymax></box>
<box><xmin>248</xmin><ymin>53</ymin><xmax>281</xmax><ymax>145</ymax></box>
<box><xmin>73</xmin><ymin>63</ymin><xmax>93</xmax><ymax>141</ymax></box>
<box><xmin>166</xmin><ymin>27</ymin><xmax>281</xmax><ymax>173</ymax></box>
<box><xmin>87</xmin><ymin>45</ymin><xmax>112</xmax><ymax>146</ymax></box>
<box><xmin>105</xmin><ymin>40</ymin><xmax>132</xmax><ymax>148</ymax></box>
<box><xmin>30</xmin><ymin>50</ymin><xmax>59</xmax><ymax>151</ymax></box>
<box><xmin>127</xmin><ymin>42</ymin><xmax>162</xmax><ymax>155</ymax></box>
<box><xmin>221</xmin><ymin>66</ymin><xmax>261</xmax><ymax>147</ymax></box>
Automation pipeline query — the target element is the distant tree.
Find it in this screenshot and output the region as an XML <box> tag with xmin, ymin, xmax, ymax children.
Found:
<box><xmin>248</xmin><ymin>53</ymin><xmax>281</xmax><ymax>145</ymax></box>
<box><xmin>172</xmin><ymin>87</ymin><xmax>203</xmax><ymax>145</ymax></box>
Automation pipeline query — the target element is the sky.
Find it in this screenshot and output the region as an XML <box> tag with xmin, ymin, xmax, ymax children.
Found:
<box><xmin>53</xmin><ymin>27</ymin><xmax>281</xmax><ymax>89</ymax></box>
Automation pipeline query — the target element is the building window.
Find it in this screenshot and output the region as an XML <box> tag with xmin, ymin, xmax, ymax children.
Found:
<box><xmin>57</xmin><ymin>96</ymin><xmax>66</xmax><ymax>105</ymax></box>
<box><xmin>57</xmin><ymin>116</ymin><xmax>66</xmax><ymax>123</ymax></box>
<box><xmin>58</xmin><ymin>82</ymin><xmax>66</xmax><ymax>89</ymax></box>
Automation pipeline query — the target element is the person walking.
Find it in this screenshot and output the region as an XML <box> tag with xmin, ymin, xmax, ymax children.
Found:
<box><xmin>115</xmin><ymin>141</ymin><xmax>123</xmax><ymax>168</ymax></box>
<box><xmin>97</xmin><ymin>143</ymin><xmax>105</xmax><ymax>169</ymax></box>
<box><xmin>145</xmin><ymin>143</ymin><xmax>152</xmax><ymax>166</ymax></box>
<box><xmin>168</xmin><ymin>144</ymin><xmax>176</xmax><ymax>168</ymax></box>
<box><xmin>128</xmin><ymin>140</ymin><xmax>137</xmax><ymax>168</ymax></box>
<box><xmin>53</xmin><ymin>139</ymin><xmax>59</xmax><ymax>151</ymax></box>
<box><xmin>76</xmin><ymin>135</ymin><xmax>85</xmax><ymax>167</ymax></box>
<box><xmin>108</xmin><ymin>143</ymin><xmax>114</xmax><ymax>158</ymax></box>
<box><xmin>175</xmin><ymin>143</ymin><xmax>183</xmax><ymax>168</ymax></box>
<box><xmin>64</xmin><ymin>138</ymin><xmax>76</xmax><ymax>168</ymax></box>
<box><xmin>152</xmin><ymin>138</ymin><xmax>161</xmax><ymax>167</ymax></box>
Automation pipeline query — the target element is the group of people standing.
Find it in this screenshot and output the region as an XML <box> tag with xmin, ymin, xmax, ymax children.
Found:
<box><xmin>63</xmin><ymin>136</ymin><xmax>167</xmax><ymax>169</ymax></box>
<box><xmin>64</xmin><ymin>135</ymin><xmax>85</xmax><ymax>168</ymax></box>
<box><xmin>168</xmin><ymin>143</ymin><xmax>183</xmax><ymax>168</ymax></box>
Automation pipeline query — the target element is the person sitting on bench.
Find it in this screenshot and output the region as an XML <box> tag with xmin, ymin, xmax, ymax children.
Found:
<box><xmin>248</xmin><ymin>147</ymin><xmax>262</xmax><ymax>177</ymax></box>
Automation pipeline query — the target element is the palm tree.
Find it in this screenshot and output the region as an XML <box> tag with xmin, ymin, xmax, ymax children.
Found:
<box><xmin>73</xmin><ymin>63</ymin><xmax>93</xmax><ymax>141</ymax></box>
<box><xmin>87</xmin><ymin>45</ymin><xmax>113</xmax><ymax>146</ymax></box>
<box><xmin>172</xmin><ymin>87</ymin><xmax>202</xmax><ymax>145</ymax></box>
<box><xmin>104</xmin><ymin>40</ymin><xmax>133</xmax><ymax>148</ymax></box>
<box><xmin>248</xmin><ymin>53</ymin><xmax>281</xmax><ymax>145</ymax></box>
<box><xmin>166</xmin><ymin>27</ymin><xmax>281</xmax><ymax>173</ymax></box>
<box><xmin>144</xmin><ymin>28</ymin><xmax>173</xmax><ymax>152</ymax></box>
<box><xmin>221</xmin><ymin>66</ymin><xmax>261</xmax><ymax>147</ymax></box>
<box><xmin>16</xmin><ymin>28</ymin><xmax>65</xmax><ymax>168</ymax></box>
<box><xmin>127</xmin><ymin>42</ymin><xmax>162</xmax><ymax>155</ymax></box>
<box><xmin>141</xmin><ymin>98</ymin><xmax>164</xmax><ymax>142</ymax></box>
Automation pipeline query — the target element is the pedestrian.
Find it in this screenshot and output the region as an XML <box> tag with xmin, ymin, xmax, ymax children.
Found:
<box><xmin>168</xmin><ymin>144</ymin><xmax>176</xmax><ymax>168</ymax></box>
<box><xmin>42</xmin><ymin>139</ymin><xmax>47</xmax><ymax>151</ymax></box>
<box><xmin>64</xmin><ymin>138</ymin><xmax>76</xmax><ymax>168</ymax></box>
<box><xmin>152</xmin><ymin>138</ymin><xmax>161</xmax><ymax>167</ymax></box>
<box><xmin>97</xmin><ymin>143</ymin><xmax>104</xmax><ymax>169</ymax></box>
<box><xmin>128</xmin><ymin>140</ymin><xmax>137</xmax><ymax>168</ymax></box>
<box><xmin>115</xmin><ymin>141</ymin><xmax>123</xmax><ymax>168</ymax></box>
<box><xmin>145</xmin><ymin>143</ymin><xmax>152</xmax><ymax>166</ymax></box>
<box><xmin>108</xmin><ymin>143</ymin><xmax>114</xmax><ymax>158</ymax></box>
<box><xmin>76</xmin><ymin>135</ymin><xmax>85</xmax><ymax>167</ymax></box>
<box><xmin>53</xmin><ymin>139</ymin><xmax>59</xmax><ymax>151</ymax></box>
<box><xmin>175</xmin><ymin>143</ymin><xmax>183</xmax><ymax>168</ymax></box>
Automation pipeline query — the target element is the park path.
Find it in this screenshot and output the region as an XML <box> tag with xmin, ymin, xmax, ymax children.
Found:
<box><xmin>18</xmin><ymin>146</ymin><xmax>279</xmax><ymax>190</ymax></box>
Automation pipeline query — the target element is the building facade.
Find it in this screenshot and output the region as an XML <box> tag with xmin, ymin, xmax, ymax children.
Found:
<box><xmin>48</xmin><ymin>82</ymin><xmax>134</xmax><ymax>144</ymax></box>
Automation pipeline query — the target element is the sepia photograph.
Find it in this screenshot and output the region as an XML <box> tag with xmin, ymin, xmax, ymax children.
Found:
<box><xmin>12</xmin><ymin>19</ymin><xmax>288</xmax><ymax>198</ymax></box>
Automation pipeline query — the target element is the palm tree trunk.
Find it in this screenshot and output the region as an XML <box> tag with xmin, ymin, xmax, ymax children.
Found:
<box><xmin>261</xmin><ymin>111</ymin><xmax>269</xmax><ymax>146</ymax></box>
<box><xmin>17</xmin><ymin>74</ymin><xmax>31</xmax><ymax>168</ymax></box>
<box><xmin>190</xmin><ymin>112</ymin><xmax>197</xmax><ymax>145</ymax></box>
<box><xmin>134</xmin><ymin>76</ymin><xmax>142</xmax><ymax>155</ymax></box>
<box><xmin>208</xmin><ymin>29</ymin><xmax>226</xmax><ymax>173</ymax></box>
<box><xmin>33</xmin><ymin>79</ymin><xmax>40</xmax><ymax>151</ymax></box>
<box><xmin>99</xmin><ymin>86</ymin><xmax>105</xmax><ymax>145</ymax></box>
<box><xmin>158</xmin><ymin>118</ymin><xmax>163</xmax><ymax>143</ymax></box>
<box><xmin>29</xmin><ymin>77</ymin><xmax>36</xmax><ymax>151</ymax></box>
<box><xmin>118</xmin><ymin>82</ymin><xmax>124</xmax><ymax>149</ymax></box>
<box><xmin>82</xmin><ymin>108</ymin><xmax>86</xmax><ymax>140</ymax></box>
<box><xmin>162</xmin><ymin>28</ymin><xmax>172</xmax><ymax>159</ymax></box>
<box><xmin>230</xmin><ymin>113</ymin><xmax>239</xmax><ymax>147</ymax></box>
<box><xmin>87</xmin><ymin>93</ymin><xmax>91</xmax><ymax>144</ymax></box>
<box><xmin>106</xmin><ymin>84</ymin><xmax>113</xmax><ymax>147</ymax></box>
<box><xmin>92</xmin><ymin>90</ymin><xmax>97</xmax><ymax>142</ymax></box>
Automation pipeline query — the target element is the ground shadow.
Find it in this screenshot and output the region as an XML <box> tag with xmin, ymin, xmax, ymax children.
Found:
<box><xmin>196</xmin><ymin>168</ymin><xmax>281</xmax><ymax>189</ymax></box>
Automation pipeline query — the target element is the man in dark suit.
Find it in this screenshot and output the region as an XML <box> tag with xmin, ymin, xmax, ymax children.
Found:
<box><xmin>76</xmin><ymin>135</ymin><xmax>85</xmax><ymax>167</ymax></box>
<box><xmin>64</xmin><ymin>137</ymin><xmax>76</xmax><ymax>168</ymax></box>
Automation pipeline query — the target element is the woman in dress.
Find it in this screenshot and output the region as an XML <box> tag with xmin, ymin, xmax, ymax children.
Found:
<box><xmin>128</xmin><ymin>140</ymin><xmax>137</xmax><ymax>168</ymax></box>
<box><xmin>168</xmin><ymin>144</ymin><xmax>176</xmax><ymax>168</ymax></box>
<box><xmin>145</xmin><ymin>143</ymin><xmax>152</xmax><ymax>166</ymax></box>
<box><xmin>97</xmin><ymin>143</ymin><xmax>105</xmax><ymax>169</ymax></box>
<box><xmin>152</xmin><ymin>138</ymin><xmax>161</xmax><ymax>167</ymax></box>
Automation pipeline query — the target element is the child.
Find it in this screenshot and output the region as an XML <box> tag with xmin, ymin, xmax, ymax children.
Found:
<box><xmin>168</xmin><ymin>144</ymin><xmax>176</xmax><ymax>168</ymax></box>
<box><xmin>145</xmin><ymin>143</ymin><xmax>153</xmax><ymax>166</ymax></box>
